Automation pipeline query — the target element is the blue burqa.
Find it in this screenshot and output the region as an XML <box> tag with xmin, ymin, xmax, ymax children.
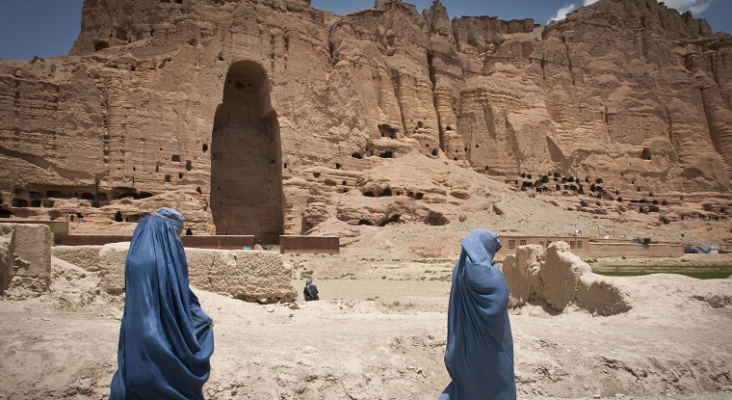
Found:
<box><xmin>439</xmin><ymin>229</ymin><xmax>516</xmax><ymax>400</ymax></box>
<box><xmin>110</xmin><ymin>208</ymin><xmax>214</xmax><ymax>400</ymax></box>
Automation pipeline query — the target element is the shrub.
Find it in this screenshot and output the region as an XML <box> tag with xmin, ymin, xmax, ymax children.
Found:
<box><xmin>300</xmin><ymin>270</ymin><xmax>314</xmax><ymax>279</ymax></box>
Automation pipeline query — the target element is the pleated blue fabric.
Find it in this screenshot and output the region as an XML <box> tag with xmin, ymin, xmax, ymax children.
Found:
<box><xmin>110</xmin><ymin>208</ymin><xmax>214</xmax><ymax>400</ymax></box>
<box><xmin>439</xmin><ymin>229</ymin><xmax>515</xmax><ymax>400</ymax></box>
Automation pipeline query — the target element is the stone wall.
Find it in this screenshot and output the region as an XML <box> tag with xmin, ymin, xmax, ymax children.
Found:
<box><xmin>0</xmin><ymin>220</ymin><xmax>69</xmax><ymax>244</ymax></box>
<box><xmin>51</xmin><ymin>245</ymin><xmax>103</xmax><ymax>272</ymax></box>
<box><xmin>0</xmin><ymin>224</ymin><xmax>52</xmax><ymax>298</ymax></box>
<box><xmin>187</xmin><ymin>249</ymin><xmax>296</xmax><ymax>302</ymax></box>
<box><xmin>0</xmin><ymin>229</ymin><xmax>14</xmax><ymax>295</ymax></box>
<box><xmin>588</xmin><ymin>241</ymin><xmax>685</xmax><ymax>258</ymax></box>
<box><xmin>52</xmin><ymin>244</ymin><xmax>296</xmax><ymax>302</ymax></box>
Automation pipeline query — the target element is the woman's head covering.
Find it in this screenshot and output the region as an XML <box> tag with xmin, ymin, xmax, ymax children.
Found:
<box><xmin>459</xmin><ymin>229</ymin><xmax>502</xmax><ymax>266</ymax></box>
<box><xmin>439</xmin><ymin>228</ymin><xmax>515</xmax><ymax>400</ymax></box>
<box><xmin>306</xmin><ymin>278</ymin><xmax>313</xmax><ymax>285</ymax></box>
<box><xmin>153</xmin><ymin>207</ymin><xmax>185</xmax><ymax>235</ymax></box>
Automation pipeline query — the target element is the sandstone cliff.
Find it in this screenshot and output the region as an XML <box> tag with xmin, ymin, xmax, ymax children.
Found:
<box><xmin>0</xmin><ymin>0</ymin><xmax>730</xmax><ymax>243</ymax></box>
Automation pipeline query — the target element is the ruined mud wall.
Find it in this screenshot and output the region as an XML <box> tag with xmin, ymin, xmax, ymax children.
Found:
<box><xmin>502</xmin><ymin>242</ymin><xmax>631</xmax><ymax>316</ymax></box>
<box><xmin>0</xmin><ymin>0</ymin><xmax>730</xmax><ymax>236</ymax></box>
<box><xmin>0</xmin><ymin>224</ymin><xmax>52</xmax><ymax>298</ymax></box>
<box><xmin>52</xmin><ymin>243</ymin><xmax>297</xmax><ymax>302</ymax></box>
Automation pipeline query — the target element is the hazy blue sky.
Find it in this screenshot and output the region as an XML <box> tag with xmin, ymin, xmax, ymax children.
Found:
<box><xmin>0</xmin><ymin>0</ymin><xmax>729</xmax><ymax>61</ymax></box>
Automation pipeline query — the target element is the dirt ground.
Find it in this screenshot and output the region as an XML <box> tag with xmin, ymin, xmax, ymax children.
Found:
<box><xmin>1</xmin><ymin>252</ymin><xmax>732</xmax><ymax>400</ymax></box>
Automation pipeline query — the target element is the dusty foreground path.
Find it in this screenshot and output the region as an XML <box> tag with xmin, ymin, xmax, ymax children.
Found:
<box><xmin>1</xmin><ymin>259</ymin><xmax>731</xmax><ymax>400</ymax></box>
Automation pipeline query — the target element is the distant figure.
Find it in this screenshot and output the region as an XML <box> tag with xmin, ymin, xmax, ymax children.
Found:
<box><xmin>109</xmin><ymin>207</ymin><xmax>214</xmax><ymax>400</ymax></box>
<box><xmin>303</xmin><ymin>278</ymin><xmax>319</xmax><ymax>301</ymax></box>
<box><xmin>439</xmin><ymin>229</ymin><xmax>515</xmax><ymax>400</ymax></box>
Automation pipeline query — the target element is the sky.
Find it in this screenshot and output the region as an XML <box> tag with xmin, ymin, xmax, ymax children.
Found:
<box><xmin>0</xmin><ymin>0</ymin><xmax>729</xmax><ymax>61</ymax></box>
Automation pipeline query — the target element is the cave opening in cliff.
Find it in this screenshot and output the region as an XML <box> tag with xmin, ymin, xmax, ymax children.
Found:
<box><xmin>380</xmin><ymin>214</ymin><xmax>400</xmax><ymax>226</ymax></box>
<box><xmin>12</xmin><ymin>199</ymin><xmax>28</xmax><ymax>207</ymax></box>
<box><xmin>94</xmin><ymin>41</ymin><xmax>109</xmax><ymax>51</ymax></box>
<box><xmin>211</xmin><ymin>60</ymin><xmax>283</xmax><ymax>243</ymax></box>
<box><xmin>378</xmin><ymin>124</ymin><xmax>397</xmax><ymax>139</ymax></box>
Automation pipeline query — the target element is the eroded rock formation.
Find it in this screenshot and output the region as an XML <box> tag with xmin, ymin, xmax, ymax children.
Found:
<box><xmin>0</xmin><ymin>0</ymin><xmax>730</xmax><ymax>240</ymax></box>
<box><xmin>502</xmin><ymin>242</ymin><xmax>632</xmax><ymax>315</ymax></box>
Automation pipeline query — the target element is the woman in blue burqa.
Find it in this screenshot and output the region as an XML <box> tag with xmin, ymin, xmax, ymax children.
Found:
<box><xmin>439</xmin><ymin>229</ymin><xmax>515</xmax><ymax>400</ymax></box>
<box><xmin>110</xmin><ymin>207</ymin><xmax>214</xmax><ymax>400</ymax></box>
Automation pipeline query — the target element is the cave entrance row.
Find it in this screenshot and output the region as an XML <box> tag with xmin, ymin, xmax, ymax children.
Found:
<box><xmin>210</xmin><ymin>60</ymin><xmax>283</xmax><ymax>244</ymax></box>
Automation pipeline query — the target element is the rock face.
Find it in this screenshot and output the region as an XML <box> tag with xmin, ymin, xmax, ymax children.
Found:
<box><xmin>0</xmin><ymin>0</ymin><xmax>731</xmax><ymax>241</ymax></box>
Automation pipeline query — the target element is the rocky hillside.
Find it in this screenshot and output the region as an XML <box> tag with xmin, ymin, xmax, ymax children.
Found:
<box><xmin>0</xmin><ymin>0</ymin><xmax>730</xmax><ymax>245</ymax></box>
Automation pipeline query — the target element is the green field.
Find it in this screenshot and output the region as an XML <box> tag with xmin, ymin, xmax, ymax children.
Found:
<box><xmin>592</xmin><ymin>265</ymin><xmax>732</xmax><ymax>280</ymax></box>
